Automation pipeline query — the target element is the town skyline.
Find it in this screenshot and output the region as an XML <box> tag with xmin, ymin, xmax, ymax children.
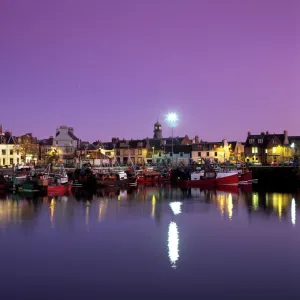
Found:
<box><xmin>1</xmin><ymin>0</ymin><xmax>299</xmax><ymax>141</ymax></box>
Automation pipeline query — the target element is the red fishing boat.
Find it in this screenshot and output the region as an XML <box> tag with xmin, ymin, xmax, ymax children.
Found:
<box><xmin>238</xmin><ymin>170</ymin><xmax>253</xmax><ymax>184</ymax></box>
<box><xmin>136</xmin><ymin>170</ymin><xmax>170</xmax><ymax>184</ymax></box>
<box><xmin>183</xmin><ymin>170</ymin><xmax>238</xmax><ymax>187</ymax></box>
<box><xmin>47</xmin><ymin>183</ymin><xmax>72</xmax><ymax>195</ymax></box>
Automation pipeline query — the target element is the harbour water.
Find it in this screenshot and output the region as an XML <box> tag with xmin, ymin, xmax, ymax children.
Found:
<box><xmin>1</xmin><ymin>185</ymin><xmax>300</xmax><ymax>299</ymax></box>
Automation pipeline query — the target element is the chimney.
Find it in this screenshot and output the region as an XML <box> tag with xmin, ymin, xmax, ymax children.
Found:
<box><xmin>247</xmin><ymin>131</ymin><xmax>251</xmax><ymax>137</ymax></box>
<box><xmin>112</xmin><ymin>137</ymin><xmax>119</xmax><ymax>144</ymax></box>
<box><xmin>261</xmin><ymin>132</ymin><xmax>265</xmax><ymax>136</ymax></box>
<box><xmin>195</xmin><ymin>135</ymin><xmax>199</xmax><ymax>144</ymax></box>
<box><xmin>266</xmin><ymin>131</ymin><xmax>269</xmax><ymax>135</ymax></box>
<box><xmin>283</xmin><ymin>130</ymin><xmax>289</xmax><ymax>145</ymax></box>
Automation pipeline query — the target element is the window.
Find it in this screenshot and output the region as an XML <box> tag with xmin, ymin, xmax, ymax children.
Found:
<box><xmin>10</xmin><ymin>150</ymin><xmax>13</xmax><ymax>155</ymax></box>
<box><xmin>214</xmin><ymin>152</ymin><xmax>218</xmax><ymax>157</ymax></box>
<box><xmin>249</xmin><ymin>139</ymin><xmax>254</xmax><ymax>144</ymax></box>
<box><xmin>170</xmin><ymin>153</ymin><xmax>173</xmax><ymax>157</ymax></box>
<box><xmin>17</xmin><ymin>158</ymin><xmax>19</xmax><ymax>163</ymax></box>
<box><xmin>16</xmin><ymin>150</ymin><xmax>19</xmax><ymax>155</ymax></box>
<box><xmin>2</xmin><ymin>159</ymin><xmax>5</xmax><ymax>165</ymax></box>
<box><xmin>258</xmin><ymin>139</ymin><xmax>263</xmax><ymax>144</ymax></box>
<box><xmin>10</xmin><ymin>158</ymin><xmax>13</xmax><ymax>165</ymax></box>
<box><xmin>265</xmin><ymin>149</ymin><xmax>268</xmax><ymax>154</ymax></box>
<box><xmin>180</xmin><ymin>152</ymin><xmax>183</xmax><ymax>157</ymax></box>
<box><xmin>206</xmin><ymin>152</ymin><xmax>209</xmax><ymax>157</ymax></box>
<box><xmin>272</xmin><ymin>147</ymin><xmax>276</xmax><ymax>154</ymax></box>
<box><xmin>272</xmin><ymin>140</ymin><xmax>276</xmax><ymax>144</ymax></box>
<box><xmin>116</xmin><ymin>150</ymin><xmax>120</xmax><ymax>155</ymax></box>
<box><xmin>138</xmin><ymin>149</ymin><xmax>142</xmax><ymax>155</ymax></box>
<box><xmin>252</xmin><ymin>147</ymin><xmax>258</xmax><ymax>154</ymax></box>
<box><xmin>198</xmin><ymin>152</ymin><xmax>201</xmax><ymax>157</ymax></box>
<box><xmin>159</xmin><ymin>152</ymin><xmax>161</xmax><ymax>157</ymax></box>
<box><xmin>2</xmin><ymin>150</ymin><xmax>6</xmax><ymax>155</ymax></box>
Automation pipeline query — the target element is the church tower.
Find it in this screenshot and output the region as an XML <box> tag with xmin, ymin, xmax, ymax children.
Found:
<box><xmin>153</xmin><ymin>121</ymin><xmax>162</xmax><ymax>139</ymax></box>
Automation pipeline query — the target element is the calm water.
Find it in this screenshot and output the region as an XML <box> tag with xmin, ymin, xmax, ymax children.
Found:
<box><xmin>1</xmin><ymin>185</ymin><xmax>300</xmax><ymax>299</ymax></box>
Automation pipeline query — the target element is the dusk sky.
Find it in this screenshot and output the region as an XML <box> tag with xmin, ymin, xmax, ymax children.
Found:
<box><xmin>1</xmin><ymin>0</ymin><xmax>299</xmax><ymax>142</ymax></box>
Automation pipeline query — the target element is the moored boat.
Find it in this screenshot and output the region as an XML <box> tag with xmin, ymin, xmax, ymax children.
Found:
<box><xmin>136</xmin><ymin>170</ymin><xmax>170</xmax><ymax>184</ymax></box>
<box><xmin>96</xmin><ymin>171</ymin><xmax>136</xmax><ymax>187</ymax></box>
<box><xmin>238</xmin><ymin>170</ymin><xmax>253</xmax><ymax>184</ymax></box>
<box><xmin>47</xmin><ymin>183</ymin><xmax>72</xmax><ymax>195</ymax></box>
<box><xmin>183</xmin><ymin>169</ymin><xmax>238</xmax><ymax>188</ymax></box>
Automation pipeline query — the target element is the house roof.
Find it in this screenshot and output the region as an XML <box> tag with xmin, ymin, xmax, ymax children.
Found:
<box><xmin>245</xmin><ymin>133</ymin><xmax>285</xmax><ymax>147</ymax></box>
<box><xmin>68</xmin><ymin>131</ymin><xmax>79</xmax><ymax>141</ymax></box>
<box><xmin>0</xmin><ymin>132</ymin><xmax>17</xmax><ymax>145</ymax></box>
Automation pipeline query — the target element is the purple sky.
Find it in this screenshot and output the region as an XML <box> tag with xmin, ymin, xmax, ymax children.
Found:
<box><xmin>1</xmin><ymin>0</ymin><xmax>299</xmax><ymax>142</ymax></box>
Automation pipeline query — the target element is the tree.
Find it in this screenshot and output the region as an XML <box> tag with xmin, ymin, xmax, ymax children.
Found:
<box><xmin>45</xmin><ymin>148</ymin><xmax>60</xmax><ymax>164</ymax></box>
<box><xmin>15</xmin><ymin>142</ymin><xmax>39</xmax><ymax>164</ymax></box>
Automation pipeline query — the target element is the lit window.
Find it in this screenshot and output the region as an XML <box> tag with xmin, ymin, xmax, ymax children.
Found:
<box><xmin>265</xmin><ymin>149</ymin><xmax>267</xmax><ymax>154</ymax></box>
<box><xmin>272</xmin><ymin>147</ymin><xmax>276</xmax><ymax>154</ymax></box>
<box><xmin>252</xmin><ymin>147</ymin><xmax>258</xmax><ymax>154</ymax></box>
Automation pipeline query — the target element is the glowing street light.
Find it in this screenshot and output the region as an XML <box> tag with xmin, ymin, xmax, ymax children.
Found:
<box><xmin>291</xmin><ymin>143</ymin><xmax>295</xmax><ymax>148</ymax></box>
<box><xmin>165</xmin><ymin>112</ymin><xmax>179</xmax><ymax>166</ymax></box>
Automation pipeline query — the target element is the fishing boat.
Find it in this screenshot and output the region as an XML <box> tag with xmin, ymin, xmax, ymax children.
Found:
<box><xmin>136</xmin><ymin>169</ymin><xmax>171</xmax><ymax>184</ymax></box>
<box><xmin>96</xmin><ymin>171</ymin><xmax>137</xmax><ymax>187</ymax></box>
<box><xmin>46</xmin><ymin>164</ymin><xmax>72</xmax><ymax>195</ymax></box>
<box><xmin>47</xmin><ymin>183</ymin><xmax>72</xmax><ymax>195</ymax></box>
<box><xmin>182</xmin><ymin>167</ymin><xmax>239</xmax><ymax>187</ymax></box>
<box><xmin>238</xmin><ymin>170</ymin><xmax>253</xmax><ymax>184</ymax></box>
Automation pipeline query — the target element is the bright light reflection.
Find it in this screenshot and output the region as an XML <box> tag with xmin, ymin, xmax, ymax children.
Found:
<box><xmin>228</xmin><ymin>193</ymin><xmax>233</xmax><ymax>220</ymax></box>
<box><xmin>252</xmin><ymin>193</ymin><xmax>259</xmax><ymax>211</ymax></box>
<box><xmin>169</xmin><ymin>202</ymin><xmax>182</xmax><ymax>215</ymax></box>
<box><xmin>291</xmin><ymin>198</ymin><xmax>296</xmax><ymax>226</ymax></box>
<box><xmin>168</xmin><ymin>222</ymin><xmax>179</xmax><ymax>268</ymax></box>
<box><xmin>49</xmin><ymin>198</ymin><xmax>55</xmax><ymax>227</ymax></box>
<box><xmin>151</xmin><ymin>195</ymin><xmax>156</xmax><ymax>218</ymax></box>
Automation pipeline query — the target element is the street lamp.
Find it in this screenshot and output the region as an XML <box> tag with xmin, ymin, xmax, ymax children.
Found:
<box><xmin>166</xmin><ymin>112</ymin><xmax>179</xmax><ymax>166</ymax></box>
<box><xmin>152</xmin><ymin>146</ymin><xmax>155</xmax><ymax>163</ymax></box>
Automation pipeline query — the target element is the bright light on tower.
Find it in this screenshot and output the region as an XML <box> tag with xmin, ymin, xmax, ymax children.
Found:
<box><xmin>291</xmin><ymin>143</ymin><xmax>295</xmax><ymax>148</ymax></box>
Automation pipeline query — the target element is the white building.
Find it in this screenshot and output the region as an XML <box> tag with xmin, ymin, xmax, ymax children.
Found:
<box><xmin>0</xmin><ymin>130</ymin><xmax>21</xmax><ymax>167</ymax></box>
<box><xmin>53</xmin><ymin>126</ymin><xmax>80</xmax><ymax>164</ymax></box>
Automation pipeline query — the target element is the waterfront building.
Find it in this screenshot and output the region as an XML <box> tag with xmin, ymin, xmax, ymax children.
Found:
<box><xmin>52</xmin><ymin>126</ymin><xmax>80</xmax><ymax>165</ymax></box>
<box><xmin>191</xmin><ymin>140</ymin><xmax>244</xmax><ymax>164</ymax></box>
<box><xmin>244</xmin><ymin>130</ymin><xmax>294</xmax><ymax>165</ymax></box>
<box><xmin>0</xmin><ymin>127</ymin><xmax>21</xmax><ymax>167</ymax></box>
<box><xmin>75</xmin><ymin>140</ymin><xmax>115</xmax><ymax>166</ymax></box>
<box><xmin>115</xmin><ymin>139</ymin><xmax>148</xmax><ymax>165</ymax></box>
<box><xmin>39</xmin><ymin>136</ymin><xmax>56</xmax><ymax>164</ymax></box>
<box><xmin>15</xmin><ymin>133</ymin><xmax>39</xmax><ymax>164</ymax></box>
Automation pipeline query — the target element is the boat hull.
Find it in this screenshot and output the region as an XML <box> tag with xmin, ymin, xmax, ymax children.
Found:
<box><xmin>137</xmin><ymin>176</ymin><xmax>170</xmax><ymax>184</ymax></box>
<box><xmin>183</xmin><ymin>173</ymin><xmax>238</xmax><ymax>187</ymax></box>
<box><xmin>97</xmin><ymin>177</ymin><xmax>137</xmax><ymax>187</ymax></box>
<box><xmin>47</xmin><ymin>184</ymin><xmax>72</xmax><ymax>195</ymax></box>
<box><xmin>238</xmin><ymin>171</ymin><xmax>253</xmax><ymax>184</ymax></box>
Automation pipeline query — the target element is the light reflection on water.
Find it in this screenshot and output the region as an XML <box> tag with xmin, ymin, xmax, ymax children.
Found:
<box><xmin>0</xmin><ymin>186</ymin><xmax>300</xmax><ymax>297</ymax></box>
<box><xmin>168</xmin><ymin>221</ymin><xmax>179</xmax><ymax>268</ymax></box>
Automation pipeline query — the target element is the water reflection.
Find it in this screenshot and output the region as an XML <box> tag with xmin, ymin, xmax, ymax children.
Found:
<box><xmin>291</xmin><ymin>198</ymin><xmax>296</xmax><ymax>226</ymax></box>
<box><xmin>168</xmin><ymin>221</ymin><xmax>179</xmax><ymax>268</ymax></box>
<box><xmin>169</xmin><ymin>202</ymin><xmax>182</xmax><ymax>215</ymax></box>
<box><xmin>0</xmin><ymin>187</ymin><xmax>299</xmax><ymax>229</ymax></box>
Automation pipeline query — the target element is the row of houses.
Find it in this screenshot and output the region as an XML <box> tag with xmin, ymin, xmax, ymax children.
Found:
<box><xmin>0</xmin><ymin>122</ymin><xmax>299</xmax><ymax>167</ymax></box>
